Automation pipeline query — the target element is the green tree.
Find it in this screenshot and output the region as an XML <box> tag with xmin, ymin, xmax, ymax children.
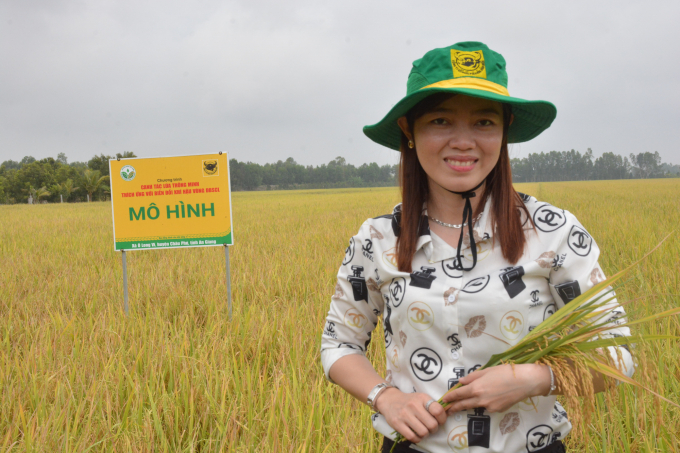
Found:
<box><xmin>0</xmin><ymin>160</ymin><xmax>21</xmax><ymax>170</ymax></box>
<box><xmin>81</xmin><ymin>169</ymin><xmax>109</xmax><ymax>202</ymax></box>
<box><xmin>35</xmin><ymin>186</ymin><xmax>51</xmax><ymax>203</ymax></box>
<box><xmin>630</xmin><ymin>152</ymin><xmax>662</xmax><ymax>179</ymax></box>
<box><xmin>16</xmin><ymin>161</ymin><xmax>55</xmax><ymax>192</ymax></box>
<box><xmin>0</xmin><ymin>176</ymin><xmax>8</xmax><ymax>203</ymax></box>
<box><xmin>52</xmin><ymin>179</ymin><xmax>79</xmax><ymax>202</ymax></box>
<box><xmin>87</xmin><ymin>154</ymin><xmax>112</xmax><ymax>178</ymax></box>
<box><xmin>593</xmin><ymin>152</ymin><xmax>628</xmax><ymax>180</ymax></box>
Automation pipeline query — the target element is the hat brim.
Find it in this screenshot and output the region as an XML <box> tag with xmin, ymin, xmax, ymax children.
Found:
<box><xmin>363</xmin><ymin>87</ymin><xmax>557</xmax><ymax>151</ymax></box>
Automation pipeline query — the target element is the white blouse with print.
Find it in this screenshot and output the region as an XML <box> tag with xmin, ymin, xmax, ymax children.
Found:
<box><xmin>320</xmin><ymin>194</ymin><xmax>634</xmax><ymax>453</ymax></box>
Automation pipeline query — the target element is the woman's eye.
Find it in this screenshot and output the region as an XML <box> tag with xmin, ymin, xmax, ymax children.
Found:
<box><xmin>431</xmin><ymin>118</ymin><xmax>448</xmax><ymax>125</ymax></box>
<box><xmin>477</xmin><ymin>119</ymin><xmax>494</xmax><ymax>126</ymax></box>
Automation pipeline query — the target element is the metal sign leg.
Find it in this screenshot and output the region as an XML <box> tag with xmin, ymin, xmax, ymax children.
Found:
<box><xmin>224</xmin><ymin>245</ymin><xmax>232</xmax><ymax>320</ymax></box>
<box><xmin>122</xmin><ymin>250</ymin><xmax>129</xmax><ymax>316</ymax></box>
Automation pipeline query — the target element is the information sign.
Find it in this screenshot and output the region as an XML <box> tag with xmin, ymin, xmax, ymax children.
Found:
<box><xmin>109</xmin><ymin>153</ymin><xmax>233</xmax><ymax>251</ymax></box>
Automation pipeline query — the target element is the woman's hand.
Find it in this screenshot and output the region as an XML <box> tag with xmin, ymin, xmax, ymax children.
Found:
<box><xmin>442</xmin><ymin>364</ymin><xmax>551</xmax><ymax>414</ymax></box>
<box><xmin>375</xmin><ymin>387</ymin><xmax>447</xmax><ymax>444</ymax></box>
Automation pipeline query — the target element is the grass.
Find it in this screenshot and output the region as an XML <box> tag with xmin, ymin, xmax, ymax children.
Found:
<box><xmin>0</xmin><ymin>180</ymin><xmax>679</xmax><ymax>452</ymax></box>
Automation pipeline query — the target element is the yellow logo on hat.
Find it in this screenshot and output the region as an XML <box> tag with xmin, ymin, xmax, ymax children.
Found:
<box><xmin>451</xmin><ymin>50</ymin><xmax>487</xmax><ymax>79</ymax></box>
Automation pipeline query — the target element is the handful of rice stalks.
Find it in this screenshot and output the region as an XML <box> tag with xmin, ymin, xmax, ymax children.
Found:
<box><xmin>391</xmin><ymin>235</ymin><xmax>679</xmax><ymax>451</ymax></box>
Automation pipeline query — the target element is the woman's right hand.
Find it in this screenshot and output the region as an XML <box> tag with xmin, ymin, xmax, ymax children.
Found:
<box><xmin>374</xmin><ymin>387</ymin><xmax>447</xmax><ymax>444</ymax></box>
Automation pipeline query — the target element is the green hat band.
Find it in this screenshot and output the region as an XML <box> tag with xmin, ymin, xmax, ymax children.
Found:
<box><xmin>363</xmin><ymin>41</ymin><xmax>557</xmax><ymax>151</ymax></box>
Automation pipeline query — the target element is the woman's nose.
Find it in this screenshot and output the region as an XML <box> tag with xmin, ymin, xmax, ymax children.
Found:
<box><xmin>447</xmin><ymin>126</ymin><xmax>475</xmax><ymax>151</ymax></box>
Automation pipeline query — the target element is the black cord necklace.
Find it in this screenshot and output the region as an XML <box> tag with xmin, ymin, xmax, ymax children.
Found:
<box><xmin>432</xmin><ymin>179</ymin><xmax>485</xmax><ymax>271</ymax></box>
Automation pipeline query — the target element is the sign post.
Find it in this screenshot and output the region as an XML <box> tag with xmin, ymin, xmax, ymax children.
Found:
<box><xmin>224</xmin><ymin>245</ymin><xmax>232</xmax><ymax>320</ymax></box>
<box><xmin>122</xmin><ymin>250</ymin><xmax>129</xmax><ymax>316</ymax></box>
<box><xmin>109</xmin><ymin>152</ymin><xmax>234</xmax><ymax>318</ymax></box>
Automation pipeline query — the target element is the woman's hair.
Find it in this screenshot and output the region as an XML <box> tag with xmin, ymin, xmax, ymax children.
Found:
<box><xmin>396</xmin><ymin>93</ymin><xmax>533</xmax><ymax>273</ymax></box>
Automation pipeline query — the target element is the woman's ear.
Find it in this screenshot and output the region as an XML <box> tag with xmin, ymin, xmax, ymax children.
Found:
<box><xmin>397</xmin><ymin>117</ymin><xmax>413</xmax><ymax>142</ymax></box>
<box><xmin>509</xmin><ymin>114</ymin><xmax>515</xmax><ymax>126</ymax></box>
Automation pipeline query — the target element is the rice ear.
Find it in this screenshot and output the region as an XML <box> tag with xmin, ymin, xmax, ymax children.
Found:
<box><xmin>588</xmin><ymin>360</ymin><xmax>680</xmax><ymax>409</ymax></box>
<box><xmin>621</xmin><ymin>306</ymin><xmax>680</xmax><ymax>328</ymax></box>
<box><xmin>575</xmin><ymin>335</ymin><xmax>678</xmax><ymax>352</ymax></box>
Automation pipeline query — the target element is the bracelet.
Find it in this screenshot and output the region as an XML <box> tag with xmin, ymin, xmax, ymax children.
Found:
<box><xmin>546</xmin><ymin>365</ymin><xmax>556</xmax><ymax>396</ymax></box>
<box><xmin>367</xmin><ymin>383</ymin><xmax>391</xmax><ymax>412</ymax></box>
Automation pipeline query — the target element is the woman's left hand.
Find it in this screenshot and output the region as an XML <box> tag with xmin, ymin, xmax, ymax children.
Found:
<box><xmin>441</xmin><ymin>364</ymin><xmax>551</xmax><ymax>414</ymax></box>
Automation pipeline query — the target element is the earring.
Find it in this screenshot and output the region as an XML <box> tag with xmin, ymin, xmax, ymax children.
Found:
<box><xmin>408</xmin><ymin>140</ymin><xmax>414</xmax><ymax>149</ymax></box>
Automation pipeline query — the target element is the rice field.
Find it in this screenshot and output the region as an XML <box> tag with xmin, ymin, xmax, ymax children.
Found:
<box><xmin>1</xmin><ymin>179</ymin><xmax>679</xmax><ymax>452</ymax></box>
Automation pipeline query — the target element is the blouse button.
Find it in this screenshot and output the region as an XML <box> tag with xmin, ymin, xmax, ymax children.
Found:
<box><xmin>454</xmin><ymin>414</ymin><xmax>463</xmax><ymax>422</ymax></box>
<box><xmin>451</xmin><ymin>351</ymin><xmax>460</xmax><ymax>360</ymax></box>
<box><xmin>447</xmin><ymin>294</ymin><xmax>456</xmax><ymax>303</ymax></box>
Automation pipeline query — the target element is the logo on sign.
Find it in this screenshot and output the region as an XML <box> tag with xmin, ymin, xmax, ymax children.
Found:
<box><xmin>203</xmin><ymin>160</ymin><xmax>219</xmax><ymax>176</ymax></box>
<box><xmin>120</xmin><ymin>165</ymin><xmax>136</xmax><ymax>181</ymax></box>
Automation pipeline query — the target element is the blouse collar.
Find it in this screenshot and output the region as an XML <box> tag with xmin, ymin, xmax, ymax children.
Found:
<box><xmin>419</xmin><ymin>197</ymin><xmax>494</xmax><ymax>263</ymax></box>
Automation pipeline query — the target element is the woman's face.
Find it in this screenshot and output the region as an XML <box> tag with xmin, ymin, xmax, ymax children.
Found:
<box><xmin>398</xmin><ymin>94</ymin><xmax>505</xmax><ymax>193</ymax></box>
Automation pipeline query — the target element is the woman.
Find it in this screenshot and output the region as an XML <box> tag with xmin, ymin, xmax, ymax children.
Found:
<box><xmin>320</xmin><ymin>42</ymin><xmax>633</xmax><ymax>453</ymax></box>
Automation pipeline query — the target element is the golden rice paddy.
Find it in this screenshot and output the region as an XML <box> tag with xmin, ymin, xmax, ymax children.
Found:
<box><xmin>1</xmin><ymin>179</ymin><xmax>679</xmax><ymax>452</ymax></box>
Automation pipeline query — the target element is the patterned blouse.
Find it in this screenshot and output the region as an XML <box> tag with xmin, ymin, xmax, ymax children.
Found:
<box><xmin>320</xmin><ymin>193</ymin><xmax>634</xmax><ymax>453</ymax></box>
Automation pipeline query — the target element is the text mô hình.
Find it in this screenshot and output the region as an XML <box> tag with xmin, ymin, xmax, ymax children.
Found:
<box><xmin>128</xmin><ymin>202</ymin><xmax>216</xmax><ymax>221</ymax></box>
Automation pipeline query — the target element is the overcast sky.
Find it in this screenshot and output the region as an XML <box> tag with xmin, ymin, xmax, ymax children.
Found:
<box><xmin>2</xmin><ymin>0</ymin><xmax>679</xmax><ymax>168</ymax></box>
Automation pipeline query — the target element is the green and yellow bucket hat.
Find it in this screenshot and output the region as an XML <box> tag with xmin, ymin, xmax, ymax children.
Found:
<box><xmin>363</xmin><ymin>41</ymin><xmax>557</xmax><ymax>150</ymax></box>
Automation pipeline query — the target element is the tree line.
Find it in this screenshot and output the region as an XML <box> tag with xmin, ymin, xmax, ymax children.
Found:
<box><xmin>1</xmin><ymin>150</ymin><xmax>677</xmax><ymax>204</ymax></box>
<box><xmin>0</xmin><ymin>152</ymin><xmax>135</xmax><ymax>204</ymax></box>
<box><xmin>229</xmin><ymin>156</ymin><xmax>398</xmax><ymax>191</ymax></box>
<box><xmin>511</xmin><ymin>149</ymin><xmax>679</xmax><ymax>182</ymax></box>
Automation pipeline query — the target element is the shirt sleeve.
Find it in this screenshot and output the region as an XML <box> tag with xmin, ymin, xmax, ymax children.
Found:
<box><xmin>547</xmin><ymin>210</ymin><xmax>635</xmax><ymax>379</ymax></box>
<box><xmin>320</xmin><ymin>220</ymin><xmax>386</xmax><ymax>383</ymax></box>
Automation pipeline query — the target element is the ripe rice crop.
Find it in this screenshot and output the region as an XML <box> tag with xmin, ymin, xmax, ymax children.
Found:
<box><xmin>1</xmin><ymin>179</ymin><xmax>679</xmax><ymax>452</ymax></box>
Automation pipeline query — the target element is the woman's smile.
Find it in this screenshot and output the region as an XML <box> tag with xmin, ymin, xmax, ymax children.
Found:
<box><xmin>443</xmin><ymin>156</ymin><xmax>478</xmax><ymax>172</ymax></box>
